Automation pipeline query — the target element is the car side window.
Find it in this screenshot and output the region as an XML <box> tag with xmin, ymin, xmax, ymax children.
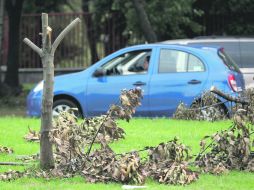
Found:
<box><xmin>99</xmin><ymin>50</ymin><xmax>152</xmax><ymax>76</ymax></box>
<box><xmin>159</xmin><ymin>49</ymin><xmax>205</xmax><ymax>73</ymax></box>
<box><xmin>159</xmin><ymin>49</ymin><xmax>188</xmax><ymax>73</ymax></box>
<box><xmin>188</xmin><ymin>54</ymin><xmax>205</xmax><ymax>72</ymax></box>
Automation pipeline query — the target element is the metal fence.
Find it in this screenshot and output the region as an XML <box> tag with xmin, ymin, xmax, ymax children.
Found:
<box><xmin>2</xmin><ymin>12</ymin><xmax>144</xmax><ymax>69</ymax></box>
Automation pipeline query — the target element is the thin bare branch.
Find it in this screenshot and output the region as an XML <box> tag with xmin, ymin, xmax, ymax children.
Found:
<box><xmin>0</xmin><ymin>162</ymin><xmax>30</xmax><ymax>166</ymax></box>
<box><xmin>51</xmin><ymin>17</ymin><xmax>81</xmax><ymax>54</ymax></box>
<box><xmin>23</xmin><ymin>38</ymin><xmax>43</xmax><ymax>57</ymax></box>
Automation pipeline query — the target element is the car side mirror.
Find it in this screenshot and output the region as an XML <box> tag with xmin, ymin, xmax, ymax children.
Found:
<box><xmin>93</xmin><ymin>68</ymin><xmax>105</xmax><ymax>77</ymax></box>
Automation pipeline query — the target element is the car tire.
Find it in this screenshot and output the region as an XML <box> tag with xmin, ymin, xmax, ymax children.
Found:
<box><xmin>53</xmin><ymin>99</ymin><xmax>82</xmax><ymax>117</ymax></box>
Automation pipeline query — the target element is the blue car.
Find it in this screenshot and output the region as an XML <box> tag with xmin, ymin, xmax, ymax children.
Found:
<box><xmin>27</xmin><ymin>44</ymin><xmax>245</xmax><ymax>117</ymax></box>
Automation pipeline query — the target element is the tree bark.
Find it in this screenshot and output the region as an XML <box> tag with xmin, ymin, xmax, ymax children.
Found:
<box><xmin>24</xmin><ymin>14</ymin><xmax>81</xmax><ymax>169</ymax></box>
<box><xmin>4</xmin><ymin>0</ymin><xmax>23</xmax><ymax>90</ymax></box>
<box><xmin>40</xmin><ymin>14</ymin><xmax>54</xmax><ymax>169</ymax></box>
<box><xmin>132</xmin><ymin>0</ymin><xmax>157</xmax><ymax>43</ymax></box>
<box><xmin>82</xmin><ymin>0</ymin><xmax>99</xmax><ymax>64</ymax></box>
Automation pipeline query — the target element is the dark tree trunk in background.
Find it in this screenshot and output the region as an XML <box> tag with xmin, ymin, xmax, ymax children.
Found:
<box><xmin>0</xmin><ymin>0</ymin><xmax>5</xmax><ymax>87</ymax></box>
<box><xmin>132</xmin><ymin>0</ymin><xmax>157</xmax><ymax>43</ymax></box>
<box><xmin>82</xmin><ymin>0</ymin><xmax>99</xmax><ymax>64</ymax></box>
<box><xmin>0</xmin><ymin>0</ymin><xmax>4</xmax><ymax>65</ymax></box>
<box><xmin>4</xmin><ymin>0</ymin><xmax>23</xmax><ymax>93</ymax></box>
<box><xmin>103</xmin><ymin>11</ymin><xmax>128</xmax><ymax>56</ymax></box>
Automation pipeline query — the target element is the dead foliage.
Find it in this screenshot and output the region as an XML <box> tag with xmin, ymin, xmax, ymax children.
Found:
<box><xmin>173</xmin><ymin>92</ymin><xmax>226</xmax><ymax>121</ymax></box>
<box><xmin>0</xmin><ymin>170</ymin><xmax>24</xmax><ymax>181</ymax></box>
<box><xmin>82</xmin><ymin>145</ymin><xmax>145</xmax><ymax>184</ymax></box>
<box><xmin>109</xmin><ymin>88</ymin><xmax>143</xmax><ymax>122</ymax></box>
<box><xmin>145</xmin><ymin>137</ymin><xmax>198</xmax><ymax>185</ymax></box>
<box><xmin>0</xmin><ymin>146</ymin><xmax>14</xmax><ymax>154</ymax></box>
<box><xmin>115</xmin><ymin>152</ymin><xmax>145</xmax><ymax>184</ymax></box>
<box><xmin>246</xmin><ymin>158</ymin><xmax>254</xmax><ymax>172</ymax></box>
<box><xmin>24</xmin><ymin>127</ymin><xmax>40</xmax><ymax>142</ymax></box>
<box><xmin>196</xmin><ymin>109</ymin><xmax>254</xmax><ymax>174</ymax></box>
<box><xmin>82</xmin><ymin>145</ymin><xmax>116</xmax><ymax>182</ymax></box>
<box><xmin>50</xmin><ymin>111</ymin><xmax>88</xmax><ymax>174</ymax></box>
<box><xmin>234</xmin><ymin>88</ymin><xmax>254</xmax><ymax>125</ymax></box>
<box><xmin>47</xmin><ymin>88</ymin><xmax>143</xmax><ymax>177</ymax></box>
<box><xmin>81</xmin><ymin>116</ymin><xmax>125</xmax><ymax>143</ymax></box>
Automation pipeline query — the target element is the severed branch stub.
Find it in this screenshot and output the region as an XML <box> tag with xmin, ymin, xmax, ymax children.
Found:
<box><xmin>23</xmin><ymin>38</ymin><xmax>43</xmax><ymax>57</ymax></box>
<box><xmin>23</xmin><ymin>13</ymin><xmax>81</xmax><ymax>169</ymax></box>
<box><xmin>23</xmin><ymin>16</ymin><xmax>81</xmax><ymax>56</ymax></box>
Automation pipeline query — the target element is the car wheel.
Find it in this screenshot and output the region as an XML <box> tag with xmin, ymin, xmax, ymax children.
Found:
<box><xmin>53</xmin><ymin>99</ymin><xmax>82</xmax><ymax>117</ymax></box>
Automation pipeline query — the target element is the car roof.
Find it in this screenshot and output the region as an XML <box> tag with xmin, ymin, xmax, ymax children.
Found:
<box><xmin>126</xmin><ymin>43</ymin><xmax>220</xmax><ymax>50</ymax></box>
<box><xmin>162</xmin><ymin>37</ymin><xmax>254</xmax><ymax>44</ymax></box>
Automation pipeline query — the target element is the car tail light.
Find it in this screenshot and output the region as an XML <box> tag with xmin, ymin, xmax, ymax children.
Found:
<box><xmin>228</xmin><ymin>74</ymin><xmax>237</xmax><ymax>92</ymax></box>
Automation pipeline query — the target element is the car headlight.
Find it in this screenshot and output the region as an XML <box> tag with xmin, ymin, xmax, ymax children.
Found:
<box><xmin>33</xmin><ymin>81</ymin><xmax>43</xmax><ymax>92</ymax></box>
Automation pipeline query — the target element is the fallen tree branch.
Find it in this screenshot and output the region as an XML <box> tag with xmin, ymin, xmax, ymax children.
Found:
<box><xmin>210</xmin><ymin>86</ymin><xmax>249</xmax><ymax>105</ymax></box>
<box><xmin>0</xmin><ymin>162</ymin><xmax>31</xmax><ymax>166</ymax></box>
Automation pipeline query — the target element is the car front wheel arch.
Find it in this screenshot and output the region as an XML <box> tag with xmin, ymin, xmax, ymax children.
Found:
<box><xmin>53</xmin><ymin>95</ymin><xmax>83</xmax><ymax>118</ymax></box>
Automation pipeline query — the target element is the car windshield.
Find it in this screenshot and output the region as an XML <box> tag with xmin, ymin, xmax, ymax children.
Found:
<box><xmin>99</xmin><ymin>50</ymin><xmax>151</xmax><ymax>76</ymax></box>
<box><xmin>218</xmin><ymin>48</ymin><xmax>241</xmax><ymax>73</ymax></box>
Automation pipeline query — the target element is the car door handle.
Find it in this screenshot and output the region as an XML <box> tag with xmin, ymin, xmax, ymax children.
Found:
<box><xmin>133</xmin><ymin>81</ymin><xmax>146</xmax><ymax>86</ymax></box>
<box><xmin>188</xmin><ymin>79</ymin><xmax>201</xmax><ymax>84</ymax></box>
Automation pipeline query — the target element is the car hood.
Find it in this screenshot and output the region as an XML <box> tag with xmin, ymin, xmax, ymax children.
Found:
<box><xmin>54</xmin><ymin>70</ymin><xmax>88</xmax><ymax>92</ymax></box>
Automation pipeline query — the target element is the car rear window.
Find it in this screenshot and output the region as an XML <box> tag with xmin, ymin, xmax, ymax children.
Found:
<box><xmin>218</xmin><ymin>48</ymin><xmax>241</xmax><ymax>73</ymax></box>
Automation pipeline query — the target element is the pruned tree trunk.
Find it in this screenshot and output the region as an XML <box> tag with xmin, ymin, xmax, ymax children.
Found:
<box><xmin>132</xmin><ymin>0</ymin><xmax>157</xmax><ymax>43</ymax></box>
<box><xmin>4</xmin><ymin>0</ymin><xmax>23</xmax><ymax>92</ymax></box>
<box><xmin>23</xmin><ymin>13</ymin><xmax>81</xmax><ymax>169</ymax></box>
<box><xmin>40</xmin><ymin>14</ymin><xmax>54</xmax><ymax>168</ymax></box>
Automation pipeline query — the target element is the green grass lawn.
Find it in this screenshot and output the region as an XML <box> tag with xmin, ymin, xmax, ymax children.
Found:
<box><xmin>0</xmin><ymin>117</ymin><xmax>253</xmax><ymax>190</ymax></box>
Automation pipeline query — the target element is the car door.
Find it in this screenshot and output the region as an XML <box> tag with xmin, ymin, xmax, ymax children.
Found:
<box><xmin>86</xmin><ymin>48</ymin><xmax>154</xmax><ymax>117</ymax></box>
<box><xmin>149</xmin><ymin>47</ymin><xmax>208</xmax><ymax>117</ymax></box>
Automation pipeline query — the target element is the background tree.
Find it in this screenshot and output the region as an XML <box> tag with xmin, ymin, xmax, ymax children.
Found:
<box><xmin>4</xmin><ymin>0</ymin><xmax>24</xmax><ymax>94</ymax></box>
<box><xmin>195</xmin><ymin>0</ymin><xmax>254</xmax><ymax>35</ymax></box>
<box><xmin>0</xmin><ymin>0</ymin><xmax>4</xmax><ymax>65</ymax></box>
<box><xmin>131</xmin><ymin>0</ymin><xmax>157</xmax><ymax>42</ymax></box>
<box><xmin>0</xmin><ymin>0</ymin><xmax>5</xmax><ymax>94</ymax></box>
<box><xmin>82</xmin><ymin>0</ymin><xmax>99</xmax><ymax>63</ymax></box>
<box><xmin>125</xmin><ymin>0</ymin><xmax>203</xmax><ymax>41</ymax></box>
<box><xmin>90</xmin><ymin>0</ymin><xmax>129</xmax><ymax>55</ymax></box>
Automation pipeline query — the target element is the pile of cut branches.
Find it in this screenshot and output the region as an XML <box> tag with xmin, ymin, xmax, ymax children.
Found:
<box><xmin>48</xmin><ymin>88</ymin><xmax>143</xmax><ymax>178</ymax></box>
<box><xmin>82</xmin><ymin>145</ymin><xmax>145</xmax><ymax>184</ymax></box>
<box><xmin>145</xmin><ymin>137</ymin><xmax>198</xmax><ymax>185</ymax></box>
<box><xmin>196</xmin><ymin>109</ymin><xmax>254</xmax><ymax>174</ymax></box>
<box><xmin>235</xmin><ymin>88</ymin><xmax>254</xmax><ymax>125</ymax></box>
